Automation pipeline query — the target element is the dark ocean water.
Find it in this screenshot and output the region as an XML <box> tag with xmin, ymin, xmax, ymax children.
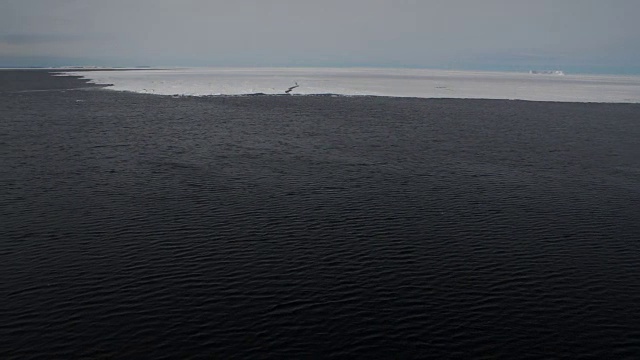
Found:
<box><xmin>2</xmin><ymin>71</ymin><xmax>640</xmax><ymax>359</ymax></box>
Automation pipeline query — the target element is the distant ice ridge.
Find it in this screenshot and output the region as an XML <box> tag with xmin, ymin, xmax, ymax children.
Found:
<box><xmin>58</xmin><ymin>67</ymin><xmax>640</xmax><ymax>103</ymax></box>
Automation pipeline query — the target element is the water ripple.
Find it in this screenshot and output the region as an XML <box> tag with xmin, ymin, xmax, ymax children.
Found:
<box><xmin>2</xmin><ymin>72</ymin><xmax>640</xmax><ymax>359</ymax></box>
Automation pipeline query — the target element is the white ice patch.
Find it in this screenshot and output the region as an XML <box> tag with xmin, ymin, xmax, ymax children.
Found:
<box><xmin>57</xmin><ymin>67</ymin><xmax>640</xmax><ymax>103</ymax></box>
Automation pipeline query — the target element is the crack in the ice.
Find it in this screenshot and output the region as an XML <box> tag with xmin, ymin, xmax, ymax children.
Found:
<box><xmin>285</xmin><ymin>82</ymin><xmax>299</xmax><ymax>94</ymax></box>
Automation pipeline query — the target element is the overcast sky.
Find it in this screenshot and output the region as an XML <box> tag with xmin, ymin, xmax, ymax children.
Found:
<box><xmin>1</xmin><ymin>0</ymin><xmax>639</xmax><ymax>73</ymax></box>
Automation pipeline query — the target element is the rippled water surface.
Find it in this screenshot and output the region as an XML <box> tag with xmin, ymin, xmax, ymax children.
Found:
<box><xmin>2</xmin><ymin>71</ymin><xmax>640</xmax><ymax>359</ymax></box>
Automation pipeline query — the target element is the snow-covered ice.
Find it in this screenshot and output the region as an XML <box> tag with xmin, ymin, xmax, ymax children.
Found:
<box><xmin>58</xmin><ymin>67</ymin><xmax>640</xmax><ymax>103</ymax></box>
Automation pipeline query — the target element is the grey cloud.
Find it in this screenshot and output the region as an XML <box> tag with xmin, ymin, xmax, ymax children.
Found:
<box><xmin>1</xmin><ymin>0</ymin><xmax>639</xmax><ymax>72</ymax></box>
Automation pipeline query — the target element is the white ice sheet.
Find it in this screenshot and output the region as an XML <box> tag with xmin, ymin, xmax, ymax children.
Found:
<box><xmin>58</xmin><ymin>67</ymin><xmax>640</xmax><ymax>103</ymax></box>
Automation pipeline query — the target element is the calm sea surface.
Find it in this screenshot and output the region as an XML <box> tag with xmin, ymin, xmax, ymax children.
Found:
<box><xmin>2</xmin><ymin>71</ymin><xmax>640</xmax><ymax>359</ymax></box>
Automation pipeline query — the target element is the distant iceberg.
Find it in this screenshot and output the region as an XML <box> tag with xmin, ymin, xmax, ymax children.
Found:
<box><xmin>529</xmin><ymin>70</ymin><xmax>565</xmax><ymax>75</ymax></box>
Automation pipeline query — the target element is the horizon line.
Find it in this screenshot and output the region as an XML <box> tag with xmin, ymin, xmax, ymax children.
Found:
<box><xmin>2</xmin><ymin>64</ymin><xmax>640</xmax><ymax>77</ymax></box>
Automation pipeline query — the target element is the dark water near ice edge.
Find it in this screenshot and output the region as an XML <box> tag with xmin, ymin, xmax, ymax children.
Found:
<box><xmin>2</xmin><ymin>70</ymin><xmax>640</xmax><ymax>359</ymax></box>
